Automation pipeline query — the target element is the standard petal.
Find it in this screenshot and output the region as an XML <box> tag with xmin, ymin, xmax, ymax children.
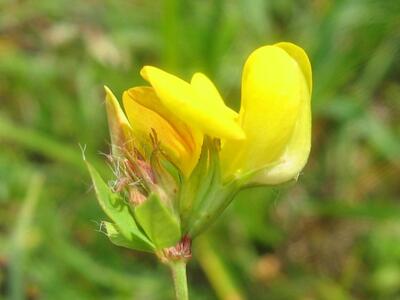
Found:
<box><xmin>221</xmin><ymin>45</ymin><xmax>310</xmax><ymax>179</ymax></box>
<box><xmin>123</xmin><ymin>87</ymin><xmax>202</xmax><ymax>176</ymax></box>
<box><xmin>251</xmin><ymin>81</ymin><xmax>311</xmax><ymax>184</ymax></box>
<box><xmin>140</xmin><ymin>66</ymin><xmax>245</xmax><ymax>140</ymax></box>
<box><xmin>249</xmin><ymin>42</ymin><xmax>312</xmax><ymax>184</ymax></box>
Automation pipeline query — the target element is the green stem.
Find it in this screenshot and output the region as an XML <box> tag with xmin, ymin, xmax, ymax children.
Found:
<box><xmin>169</xmin><ymin>260</ymin><xmax>189</xmax><ymax>300</ymax></box>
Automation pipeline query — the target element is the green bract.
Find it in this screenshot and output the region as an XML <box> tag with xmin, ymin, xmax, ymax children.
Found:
<box><xmin>86</xmin><ymin>138</ymin><xmax>239</xmax><ymax>256</ymax></box>
<box><xmin>86</xmin><ymin>162</ymin><xmax>154</xmax><ymax>252</ymax></box>
<box><xmin>135</xmin><ymin>193</ymin><xmax>181</xmax><ymax>249</ymax></box>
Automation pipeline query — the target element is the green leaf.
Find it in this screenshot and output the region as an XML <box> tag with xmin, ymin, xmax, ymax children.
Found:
<box><xmin>103</xmin><ymin>221</ymin><xmax>134</xmax><ymax>248</ymax></box>
<box><xmin>135</xmin><ymin>193</ymin><xmax>181</xmax><ymax>249</ymax></box>
<box><xmin>86</xmin><ymin>162</ymin><xmax>154</xmax><ymax>252</ymax></box>
<box><xmin>102</xmin><ymin>221</ymin><xmax>151</xmax><ymax>251</ymax></box>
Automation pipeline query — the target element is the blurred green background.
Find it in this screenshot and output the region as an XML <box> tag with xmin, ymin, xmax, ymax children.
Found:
<box><xmin>1</xmin><ymin>0</ymin><xmax>400</xmax><ymax>299</ymax></box>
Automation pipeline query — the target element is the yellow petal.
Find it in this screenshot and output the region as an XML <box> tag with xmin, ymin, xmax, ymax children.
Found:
<box><xmin>250</xmin><ymin>42</ymin><xmax>312</xmax><ymax>184</ymax></box>
<box><xmin>104</xmin><ymin>86</ymin><xmax>134</xmax><ymax>155</ymax></box>
<box><xmin>221</xmin><ymin>44</ymin><xmax>311</xmax><ymax>181</ymax></box>
<box><xmin>140</xmin><ymin>66</ymin><xmax>245</xmax><ymax>140</ymax></box>
<box><xmin>252</xmin><ymin>82</ymin><xmax>311</xmax><ymax>184</ymax></box>
<box><xmin>123</xmin><ymin>87</ymin><xmax>202</xmax><ymax>176</ymax></box>
<box><xmin>190</xmin><ymin>72</ymin><xmax>238</xmax><ymax>119</ymax></box>
<box><xmin>274</xmin><ymin>42</ymin><xmax>312</xmax><ymax>94</ymax></box>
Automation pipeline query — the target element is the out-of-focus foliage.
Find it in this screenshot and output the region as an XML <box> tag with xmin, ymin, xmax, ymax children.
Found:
<box><xmin>1</xmin><ymin>0</ymin><xmax>399</xmax><ymax>299</ymax></box>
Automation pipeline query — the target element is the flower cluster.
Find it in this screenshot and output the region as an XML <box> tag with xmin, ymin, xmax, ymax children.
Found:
<box><xmin>87</xmin><ymin>42</ymin><xmax>312</xmax><ymax>260</ymax></box>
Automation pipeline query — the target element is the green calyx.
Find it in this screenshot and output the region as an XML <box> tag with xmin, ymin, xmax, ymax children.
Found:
<box><xmin>178</xmin><ymin>137</ymin><xmax>240</xmax><ymax>237</ymax></box>
<box><xmin>87</xmin><ymin>136</ymin><xmax>244</xmax><ymax>258</ymax></box>
<box><xmin>135</xmin><ymin>193</ymin><xmax>181</xmax><ymax>249</ymax></box>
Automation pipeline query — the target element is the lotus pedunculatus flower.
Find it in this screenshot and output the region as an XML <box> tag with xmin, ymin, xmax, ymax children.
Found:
<box><xmin>87</xmin><ymin>42</ymin><xmax>312</xmax><ymax>300</ymax></box>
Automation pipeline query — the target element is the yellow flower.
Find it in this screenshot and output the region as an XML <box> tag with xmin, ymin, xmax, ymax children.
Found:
<box><xmin>105</xmin><ymin>42</ymin><xmax>311</xmax><ymax>184</ymax></box>
<box><xmin>97</xmin><ymin>42</ymin><xmax>312</xmax><ymax>251</ymax></box>
<box><xmin>221</xmin><ymin>42</ymin><xmax>312</xmax><ymax>184</ymax></box>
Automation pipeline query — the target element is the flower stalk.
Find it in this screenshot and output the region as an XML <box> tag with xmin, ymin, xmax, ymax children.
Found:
<box><xmin>169</xmin><ymin>260</ymin><xmax>189</xmax><ymax>300</ymax></box>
